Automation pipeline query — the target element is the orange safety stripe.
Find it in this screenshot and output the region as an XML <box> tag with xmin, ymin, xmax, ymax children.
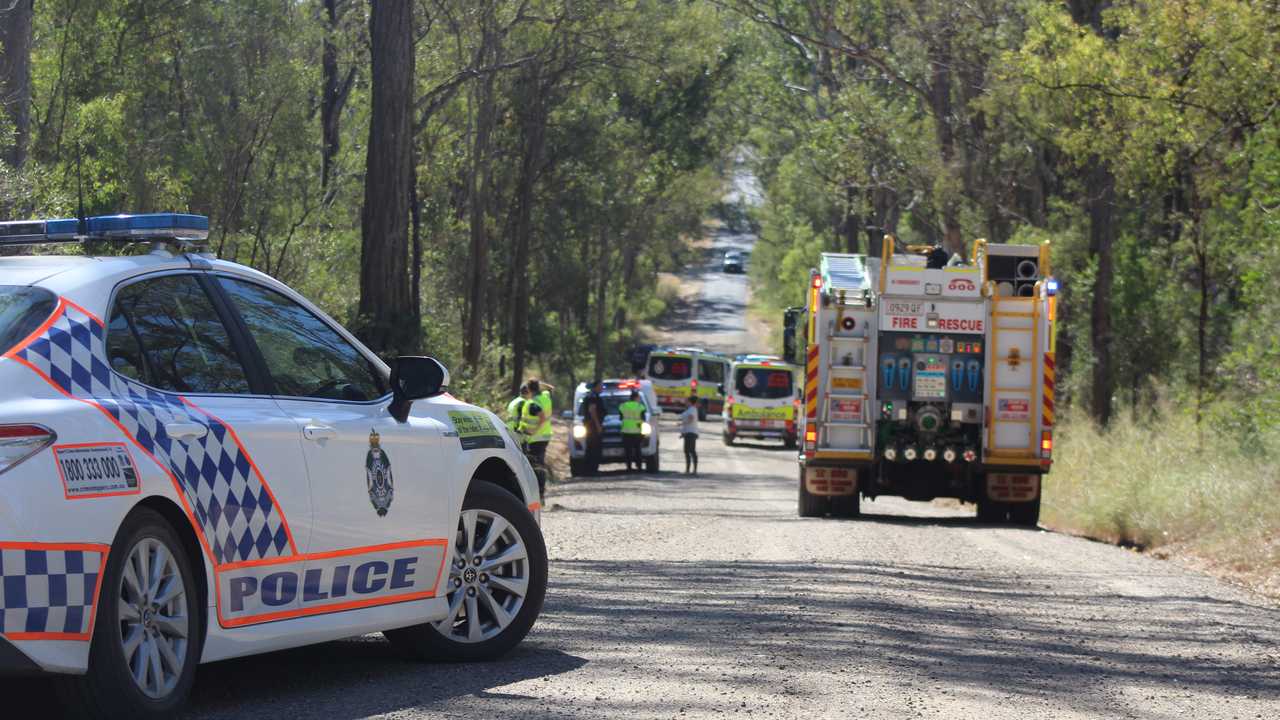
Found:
<box><xmin>1043</xmin><ymin>353</ymin><xmax>1055</xmax><ymax>427</ymax></box>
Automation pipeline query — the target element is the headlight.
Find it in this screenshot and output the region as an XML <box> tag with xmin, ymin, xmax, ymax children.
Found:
<box><xmin>641</xmin><ymin>421</ymin><xmax>652</xmax><ymax>436</ymax></box>
<box><xmin>572</xmin><ymin>424</ymin><xmax>587</xmax><ymax>440</ymax></box>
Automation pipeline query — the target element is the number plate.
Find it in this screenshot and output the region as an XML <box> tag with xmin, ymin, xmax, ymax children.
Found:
<box><xmin>53</xmin><ymin>443</ymin><xmax>140</xmax><ymax>498</ymax></box>
<box><xmin>603</xmin><ymin>448</ymin><xmax>624</xmax><ymax>458</ymax></box>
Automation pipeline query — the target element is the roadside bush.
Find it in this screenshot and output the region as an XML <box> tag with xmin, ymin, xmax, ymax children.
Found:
<box><xmin>1043</xmin><ymin>409</ymin><xmax>1280</xmax><ymax>594</ymax></box>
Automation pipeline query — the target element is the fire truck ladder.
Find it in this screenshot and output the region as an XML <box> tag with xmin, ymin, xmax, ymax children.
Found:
<box><xmin>817</xmin><ymin>301</ymin><xmax>872</xmax><ymax>457</ymax></box>
<box><xmin>985</xmin><ymin>287</ymin><xmax>1042</xmax><ymax>464</ymax></box>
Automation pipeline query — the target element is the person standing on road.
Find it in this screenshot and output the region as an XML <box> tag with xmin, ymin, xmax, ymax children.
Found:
<box><xmin>619</xmin><ymin>389</ymin><xmax>647</xmax><ymax>472</ymax></box>
<box><xmin>678</xmin><ymin>396</ymin><xmax>699</xmax><ymax>475</ymax></box>
<box><xmin>524</xmin><ymin>378</ymin><xmax>554</xmax><ymax>469</ymax></box>
<box><xmin>583</xmin><ymin>380</ymin><xmax>605</xmax><ymax>473</ymax></box>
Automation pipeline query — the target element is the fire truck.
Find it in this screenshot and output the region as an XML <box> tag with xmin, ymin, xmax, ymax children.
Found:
<box><xmin>783</xmin><ymin>237</ymin><xmax>1057</xmax><ymax>525</ymax></box>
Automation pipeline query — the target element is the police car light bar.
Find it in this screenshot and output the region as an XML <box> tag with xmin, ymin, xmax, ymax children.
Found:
<box><xmin>0</xmin><ymin>213</ymin><xmax>209</xmax><ymax>246</ymax></box>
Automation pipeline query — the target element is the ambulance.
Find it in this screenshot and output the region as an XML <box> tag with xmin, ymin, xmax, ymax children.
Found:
<box><xmin>721</xmin><ymin>355</ymin><xmax>799</xmax><ymax>447</ymax></box>
<box><xmin>643</xmin><ymin>347</ymin><xmax>728</xmax><ymax>420</ymax></box>
<box><xmin>785</xmin><ymin>237</ymin><xmax>1056</xmax><ymax>525</ymax></box>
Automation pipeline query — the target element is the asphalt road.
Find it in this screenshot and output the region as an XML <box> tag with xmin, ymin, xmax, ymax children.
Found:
<box><xmin>12</xmin><ymin>171</ymin><xmax>1280</xmax><ymax>718</ymax></box>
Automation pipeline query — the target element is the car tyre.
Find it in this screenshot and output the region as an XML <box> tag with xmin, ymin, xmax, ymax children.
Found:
<box><xmin>697</xmin><ymin>401</ymin><xmax>708</xmax><ymax>422</ymax></box>
<box><xmin>66</xmin><ymin>507</ymin><xmax>202</xmax><ymax>720</ymax></box>
<box><xmin>797</xmin><ymin>466</ymin><xmax>825</xmax><ymax>518</ymax></box>
<box><xmin>386</xmin><ymin>482</ymin><xmax>547</xmax><ymax>662</ymax></box>
<box><xmin>645</xmin><ymin>451</ymin><xmax>659</xmax><ymax>474</ymax></box>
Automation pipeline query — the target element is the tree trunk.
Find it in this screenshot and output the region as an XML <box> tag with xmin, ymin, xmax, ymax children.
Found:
<box><xmin>0</xmin><ymin>0</ymin><xmax>34</xmax><ymax>168</ymax></box>
<box><xmin>509</xmin><ymin>70</ymin><xmax>548</xmax><ymax>393</ymax></box>
<box><xmin>463</xmin><ymin>65</ymin><xmax>498</xmax><ymax>366</ymax></box>
<box><xmin>592</xmin><ymin>230</ymin><xmax>610</xmax><ymax>382</ymax></box>
<box><xmin>1087</xmin><ymin>158</ymin><xmax>1115</xmax><ymax>426</ymax></box>
<box><xmin>928</xmin><ymin>33</ymin><xmax>964</xmax><ymax>257</ymax></box>
<box><xmin>320</xmin><ymin>0</ymin><xmax>356</xmax><ymax>196</ymax></box>
<box><xmin>357</xmin><ymin>0</ymin><xmax>418</xmax><ymax>355</ymax></box>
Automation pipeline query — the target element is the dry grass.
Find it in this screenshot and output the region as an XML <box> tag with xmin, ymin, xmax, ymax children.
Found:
<box><xmin>1043</xmin><ymin>411</ymin><xmax>1280</xmax><ymax>599</ymax></box>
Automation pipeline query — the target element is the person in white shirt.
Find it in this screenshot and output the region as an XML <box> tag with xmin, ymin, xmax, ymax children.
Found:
<box><xmin>678</xmin><ymin>396</ymin><xmax>699</xmax><ymax>475</ymax></box>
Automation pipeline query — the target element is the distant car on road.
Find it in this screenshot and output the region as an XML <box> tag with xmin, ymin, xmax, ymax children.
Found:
<box><xmin>722</xmin><ymin>250</ymin><xmax>744</xmax><ymax>273</ymax></box>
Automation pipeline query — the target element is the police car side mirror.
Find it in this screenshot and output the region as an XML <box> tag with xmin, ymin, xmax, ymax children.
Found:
<box><xmin>389</xmin><ymin>356</ymin><xmax>449</xmax><ymax>422</ymax></box>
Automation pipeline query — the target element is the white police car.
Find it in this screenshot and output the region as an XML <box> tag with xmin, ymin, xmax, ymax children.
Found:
<box><xmin>0</xmin><ymin>214</ymin><xmax>547</xmax><ymax>717</ymax></box>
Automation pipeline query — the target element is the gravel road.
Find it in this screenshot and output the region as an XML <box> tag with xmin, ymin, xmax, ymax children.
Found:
<box><xmin>11</xmin><ymin>167</ymin><xmax>1278</xmax><ymax>719</ymax></box>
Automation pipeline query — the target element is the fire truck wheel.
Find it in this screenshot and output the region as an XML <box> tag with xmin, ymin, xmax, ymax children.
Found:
<box><xmin>798</xmin><ymin>467</ymin><xmax>825</xmax><ymax>518</ymax></box>
<box><xmin>1009</xmin><ymin>496</ymin><xmax>1041</xmax><ymax>527</ymax></box>
<box><xmin>831</xmin><ymin>491</ymin><xmax>860</xmax><ymax>518</ymax></box>
<box><xmin>976</xmin><ymin>498</ymin><xmax>1008</xmax><ymax>523</ymax></box>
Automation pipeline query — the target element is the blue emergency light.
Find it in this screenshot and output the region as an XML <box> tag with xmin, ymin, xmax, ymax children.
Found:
<box><xmin>0</xmin><ymin>212</ymin><xmax>209</xmax><ymax>246</ymax></box>
<box><xmin>1045</xmin><ymin>278</ymin><xmax>1059</xmax><ymax>296</ymax></box>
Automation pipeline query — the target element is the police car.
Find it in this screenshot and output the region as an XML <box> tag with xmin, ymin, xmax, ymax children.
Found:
<box><xmin>568</xmin><ymin>380</ymin><xmax>659</xmax><ymax>475</ymax></box>
<box><xmin>0</xmin><ymin>214</ymin><xmax>547</xmax><ymax>717</ymax></box>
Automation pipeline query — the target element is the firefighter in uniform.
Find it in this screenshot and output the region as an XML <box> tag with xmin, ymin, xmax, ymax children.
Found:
<box><xmin>619</xmin><ymin>389</ymin><xmax>647</xmax><ymax>472</ymax></box>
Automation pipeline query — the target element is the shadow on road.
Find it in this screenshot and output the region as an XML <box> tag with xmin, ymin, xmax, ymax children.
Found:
<box><xmin>537</xmin><ymin>557</ymin><xmax>1280</xmax><ymax>716</ymax></box>
<box><xmin>4</xmin><ymin>638</ymin><xmax>586</xmax><ymax>719</ymax></box>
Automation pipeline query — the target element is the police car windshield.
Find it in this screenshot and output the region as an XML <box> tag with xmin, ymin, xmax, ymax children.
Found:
<box><xmin>578</xmin><ymin>394</ymin><xmax>637</xmax><ymax>418</ymax></box>
<box><xmin>648</xmin><ymin>356</ymin><xmax>691</xmax><ymax>380</ymax></box>
<box><xmin>735</xmin><ymin>367</ymin><xmax>793</xmax><ymax>399</ymax></box>
<box><xmin>0</xmin><ymin>286</ymin><xmax>57</xmax><ymax>355</ymax></box>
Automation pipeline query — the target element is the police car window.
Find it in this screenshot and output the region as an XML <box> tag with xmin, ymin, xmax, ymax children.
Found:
<box><xmin>697</xmin><ymin>359</ymin><xmax>724</xmax><ymax>383</ymax></box>
<box><xmin>0</xmin><ymin>286</ymin><xmax>57</xmax><ymax>355</ymax></box>
<box><xmin>735</xmin><ymin>368</ymin><xmax>793</xmax><ymax>399</ymax></box>
<box><xmin>218</xmin><ymin>278</ymin><xmax>387</xmax><ymax>401</ymax></box>
<box><xmin>108</xmin><ymin>275</ymin><xmax>251</xmax><ymax>394</ymax></box>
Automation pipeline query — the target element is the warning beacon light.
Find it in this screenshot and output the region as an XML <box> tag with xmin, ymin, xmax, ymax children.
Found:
<box><xmin>0</xmin><ymin>212</ymin><xmax>210</xmax><ymax>246</ymax></box>
<box><xmin>1045</xmin><ymin>278</ymin><xmax>1059</xmax><ymax>296</ymax></box>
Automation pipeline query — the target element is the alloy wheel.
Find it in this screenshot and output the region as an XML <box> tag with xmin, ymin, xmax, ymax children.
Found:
<box><xmin>117</xmin><ymin>537</ymin><xmax>189</xmax><ymax>699</ymax></box>
<box><xmin>433</xmin><ymin>509</ymin><xmax>530</xmax><ymax>643</ymax></box>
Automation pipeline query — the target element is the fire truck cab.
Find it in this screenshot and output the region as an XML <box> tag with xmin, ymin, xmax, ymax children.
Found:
<box><xmin>784</xmin><ymin>237</ymin><xmax>1057</xmax><ymax>525</ymax></box>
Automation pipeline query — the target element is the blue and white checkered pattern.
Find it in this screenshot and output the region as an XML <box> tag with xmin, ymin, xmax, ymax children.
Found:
<box><xmin>0</xmin><ymin>548</ymin><xmax>101</xmax><ymax>636</ymax></box>
<box><xmin>17</xmin><ymin>303</ymin><xmax>292</xmax><ymax>565</ymax></box>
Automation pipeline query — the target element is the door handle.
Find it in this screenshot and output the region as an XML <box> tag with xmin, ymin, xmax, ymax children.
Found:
<box><xmin>303</xmin><ymin>424</ymin><xmax>338</xmax><ymax>441</ymax></box>
<box><xmin>165</xmin><ymin>422</ymin><xmax>208</xmax><ymax>442</ymax></box>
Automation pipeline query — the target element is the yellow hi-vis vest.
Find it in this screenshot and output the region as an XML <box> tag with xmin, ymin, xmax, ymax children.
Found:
<box><xmin>619</xmin><ymin>400</ymin><xmax>645</xmax><ymax>435</ymax></box>
<box><xmin>524</xmin><ymin>391</ymin><xmax>553</xmax><ymax>442</ymax></box>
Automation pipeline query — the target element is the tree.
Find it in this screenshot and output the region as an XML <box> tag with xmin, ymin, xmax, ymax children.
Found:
<box><xmin>0</xmin><ymin>0</ymin><xmax>33</xmax><ymax>168</ymax></box>
<box><xmin>358</xmin><ymin>0</ymin><xmax>418</xmax><ymax>355</ymax></box>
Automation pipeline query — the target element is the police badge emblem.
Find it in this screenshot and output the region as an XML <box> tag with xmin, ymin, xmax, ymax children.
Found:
<box><xmin>366</xmin><ymin>429</ymin><xmax>394</xmax><ymax>516</ymax></box>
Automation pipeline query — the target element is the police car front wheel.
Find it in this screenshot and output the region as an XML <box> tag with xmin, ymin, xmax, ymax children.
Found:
<box><xmin>386</xmin><ymin>482</ymin><xmax>547</xmax><ymax>661</ymax></box>
<box><xmin>67</xmin><ymin>507</ymin><xmax>202</xmax><ymax>719</ymax></box>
